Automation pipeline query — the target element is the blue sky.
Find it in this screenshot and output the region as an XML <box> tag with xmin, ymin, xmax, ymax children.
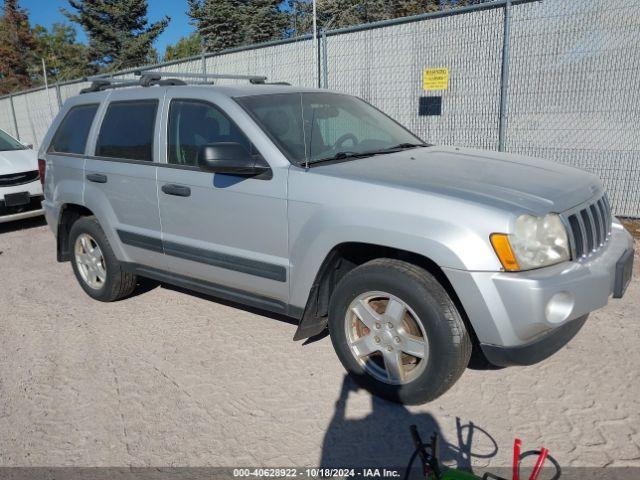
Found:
<box><xmin>19</xmin><ymin>0</ymin><xmax>194</xmax><ymax>56</ymax></box>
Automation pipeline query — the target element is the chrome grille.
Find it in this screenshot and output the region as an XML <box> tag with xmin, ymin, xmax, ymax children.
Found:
<box><xmin>0</xmin><ymin>170</ymin><xmax>39</xmax><ymax>187</ymax></box>
<box><xmin>564</xmin><ymin>195</ymin><xmax>612</xmax><ymax>260</ymax></box>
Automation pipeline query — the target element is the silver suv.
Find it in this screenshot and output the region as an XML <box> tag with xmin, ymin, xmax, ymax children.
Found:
<box><xmin>40</xmin><ymin>74</ymin><xmax>634</xmax><ymax>404</ymax></box>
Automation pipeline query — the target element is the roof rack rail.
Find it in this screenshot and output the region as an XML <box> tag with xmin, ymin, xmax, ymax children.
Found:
<box><xmin>135</xmin><ymin>70</ymin><xmax>268</xmax><ymax>84</ymax></box>
<box><xmin>80</xmin><ymin>73</ymin><xmax>186</xmax><ymax>94</ymax></box>
<box><xmin>79</xmin><ymin>70</ymin><xmax>274</xmax><ymax>94</ymax></box>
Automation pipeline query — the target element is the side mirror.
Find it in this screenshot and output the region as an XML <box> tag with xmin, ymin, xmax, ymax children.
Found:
<box><xmin>197</xmin><ymin>142</ymin><xmax>270</xmax><ymax>177</ymax></box>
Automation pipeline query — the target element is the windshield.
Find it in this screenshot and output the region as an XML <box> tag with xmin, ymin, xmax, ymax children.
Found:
<box><xmin>0</xmin><ymin>129</ymin><xmax>26</xmax><ymax>152</ymax></box>
<box><xmin>235</xmin><ymin>92</ymin><xmax>424</xmax><ymax>166</ymax></box>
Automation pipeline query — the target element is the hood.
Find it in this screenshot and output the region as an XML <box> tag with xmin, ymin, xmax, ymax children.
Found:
<box><xmin>0</xmin><ymin>148</ymin><xmax>38</xmax><ymax>175</ymax></box>
<box><xmin>311</xmin><ymin>146</ymin><xmax>601</xmax><ymax>215</ymax></box>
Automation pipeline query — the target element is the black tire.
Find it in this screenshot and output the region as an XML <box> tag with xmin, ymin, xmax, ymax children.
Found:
<box><xmin>328</xmin><ymin>258</ymin><xmax>472</xmax><ymax>405</ymax></box>
<box><xmin>68</xmin><ymin>216</ymin><xmax>137</xmax><ymax>302</ymax></box>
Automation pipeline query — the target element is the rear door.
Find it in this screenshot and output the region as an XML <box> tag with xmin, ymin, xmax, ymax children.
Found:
<box><xmin>155</xmin><ymin>93</ymin><xmax>290</xmax><ymax>308</ymax></box>
<box><xmin>83</xmin><ymin>89</ymin><xmax>165</xmax><ymax>268</ymax></box>
<box><xmin>44</xmin><ymin>102</ymin><xmax>101</xmax><ymax>221</ymax></box>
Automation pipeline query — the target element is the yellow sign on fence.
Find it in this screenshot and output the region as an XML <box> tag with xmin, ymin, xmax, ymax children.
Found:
<box><xmin>423</xmin><ymin>68</ymin><xmax>449</xmax><ymax>91</ymax></box>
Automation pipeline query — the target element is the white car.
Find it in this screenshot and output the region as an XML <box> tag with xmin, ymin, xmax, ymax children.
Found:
<box><xmin>0</xmin><ymin>128</ymin><xmax>43</xmax><ymax>224</ymax></box>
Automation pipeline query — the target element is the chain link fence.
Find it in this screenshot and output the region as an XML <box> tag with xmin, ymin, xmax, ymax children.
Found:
<box><xmin>505</xmin><ymin>0</ymin><xmax>640</xmax><ymax>217</ymax></box>
<box><xmin>324</xmin><ymin>5</ymin><xmax>505</xmax><ymax>151</ymax></box>
<box><xmin>0</xmin><ymin>0</ymin><xmax>638</xmax><ymax>216</ymax></box>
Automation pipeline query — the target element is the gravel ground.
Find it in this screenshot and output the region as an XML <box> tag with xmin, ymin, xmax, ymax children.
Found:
<box><xmin>0</xmin><ymin>218</ymin><xmax>638</xmax><ymax>470</ymax></box>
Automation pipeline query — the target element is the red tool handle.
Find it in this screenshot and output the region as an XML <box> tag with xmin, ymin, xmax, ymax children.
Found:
<box><xmin>528</xmin><ymin>448</ymin><xmax>549</xmax><ymax>480</ymax></box>
<box><xmin>512</xmin><ymin>439</ymin><xmax>522</xmax><ymax>480</ymax></box>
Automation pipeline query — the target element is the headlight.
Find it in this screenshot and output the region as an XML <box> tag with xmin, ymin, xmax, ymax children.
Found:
<box><xmin>491</xmin><ymin>214</ymin><xmax>570</xmax><ymax>271</ymax></box>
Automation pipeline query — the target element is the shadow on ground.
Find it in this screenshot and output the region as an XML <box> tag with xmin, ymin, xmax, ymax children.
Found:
<box><xmin>320</xmin><ymin>375</ymin><xmax>498</xmax><ymax>472</ymax></box>
<box><xmin>159</xmin><ymin>283</ymin><xmax>299</xmax><ymax>326</ymax></box>
<box><xmin>0</xmin><ymin>216</ymin><xmax>46</xmax><ymax>235</ymax></box>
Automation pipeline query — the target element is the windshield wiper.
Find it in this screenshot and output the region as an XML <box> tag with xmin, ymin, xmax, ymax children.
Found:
<box><xmin>377</xmin><ymin>142</ymin><xmax>428</xmax><ymax>152</ymax></box>
<box><xmin>306</xmin><ymin>151</ymin><xmax>375</xmax><ymax>166</ymax></box>
<box><xmin>305</xmin><ymin>143</ymin><xmax>429</xmax><ymax>167</ymax></box>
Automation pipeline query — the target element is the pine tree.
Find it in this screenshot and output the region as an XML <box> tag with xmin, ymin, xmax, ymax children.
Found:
<box><xmin>387</xmin><ymin>0</ymin><xmax>439</xmax><ymax>19</ymax></box>
<box><xmin>287</xmin><ymin>0</ymin><xmax>443</xmax><ymax>35</ymax></box>
<box><xmin>33</xmin><ymin>23</ymin><xmax>96</xmax><ymax>83</ymax></box>
<box><xmin>188</xmin><ymin>0</ymin><xmax>244</xmax><ymax>53</ymax></box>
<box><xmin>320</xmin><ymin>0</ymin><xmax>387</xmax><ymax>29</ymax></box>
<box><xmin>287</xmin><ymin>0</ymin><xmax>312</xmax><ymax>36</ymax></box>
<box><xmin>164</xmin><ymin>33</ymin><xmax>203</xmax><ymax>61</ymax></box>
<box><xmin>63</xmin><ymin>0</ymin><xmax>169</xmax><ymax>71</ymax></box>
<box><xmin>190</xmin><ymin>0</ymin><xmax>289</xmax><ymax>52</ymax></box>
<box><xmin>0</xmin><ymin>0</ymin><xmax>37</xmax><ymax>94</ymax></box>
<box><xmin>244</xmin><ymin>0</ymin><xmax>287</xmax><ymax>45</ymax></box>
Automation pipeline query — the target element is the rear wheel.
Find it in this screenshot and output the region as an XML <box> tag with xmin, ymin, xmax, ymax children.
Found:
<box><xmin>69</xmin><ymin>216</ymin><xmax>137</xmax><ymax>302</ymax></box>
<box><xmin>328</xmin><ymin>258</ymin><xmax>472</xmax><ymax>405</ymax></box>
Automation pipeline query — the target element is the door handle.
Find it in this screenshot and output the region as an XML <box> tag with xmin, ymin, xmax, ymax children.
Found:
<box><xmin>161</xmin><ymin>183</ymin><xmax>191</xmax><ymax>197</ymax></box>
<box><xmin>86</xmin><ymin>173</ymin><xmax>107</xmax><ymax>183</ymax></box>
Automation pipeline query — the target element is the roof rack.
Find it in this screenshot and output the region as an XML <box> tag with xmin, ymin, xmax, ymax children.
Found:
<box><xmin>80</xmin><ymin>70</ymin><xmax>271</xmax><ymax>94</ymax></box>
<box><xmin>80</xmin><ymin>73</ymin><xmax>186</xmax><ymax>93</ymax></box>
<box><xmin>138</xmin><ymin>71</ymin><xmax>268</xmax><ymax>84</ymax></box>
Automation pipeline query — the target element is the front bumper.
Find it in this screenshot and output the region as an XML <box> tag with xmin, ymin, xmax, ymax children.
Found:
<box><xmin>0</xmin><ymin>179</ymin><xmax>44</xmax><ymax>224</ymax></box>
<box><xmin>444</xmin><ymin>220</ymin><xmax>634</xmax><ymax>366</ymax></box>
<box><xmin>0</xmin><ymin>195</ymin><xmax>44</xmax><ymax>224</ymax></box>
<box><xmin>481</xmin><ymin>315</ymin><xmax>588</xmax><ymax>366</ymax></box>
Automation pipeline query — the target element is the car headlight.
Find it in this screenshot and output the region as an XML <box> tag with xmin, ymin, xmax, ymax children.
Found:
<box><xmin>490</xmin><ymin>214</ymin><xmax>570</xmax><ymax>271</ymax></box>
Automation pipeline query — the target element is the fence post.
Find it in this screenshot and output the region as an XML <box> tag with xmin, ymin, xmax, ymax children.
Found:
<box><xmin>9</xmin><ymin>94</ymin><xmax>20</xmax><ymax>141</ymax></box>
<box><xmin>498</xmin><ymin>0</ymin><xmax>512</xmax><ymax>152</ymax></box>
<box><xmin>316</xmin><ymin>30</ymin><xmax>322</xmax><ymax>88</ymax></box>
<box><xmin>55</xmin><ymin>83</ymin><xmax>63</xmax><ymax>109</ymax></box>
<box><xmin>321</xmin><ymin>29</ymin><xmax>329</xmax><ymax>89</ymax></box>
<box><xmin>201</xmin><ymin>51</ymin><xmax>207</xmax><ymax>75</ymax></box>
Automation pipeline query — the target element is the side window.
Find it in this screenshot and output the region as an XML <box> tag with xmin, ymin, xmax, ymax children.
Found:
<box><xmin>167</xmin><ymin>99</ymin><xmax>254</xmax><ymax>167</ymax></box>
<box><xmin>49</xmin><ymin>104</ymin><xmax>99</xmax><ymax>154</ymax></box>
<box><xmin>95</xmin><ymin>100</ymin><xmax>158</xmax><ymax>162</ymax></box>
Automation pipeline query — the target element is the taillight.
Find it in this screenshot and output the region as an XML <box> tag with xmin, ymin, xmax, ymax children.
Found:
<box><xmin>38</xmin><ymin>158</ymin><xmax>46</xmax><ymax>187</ymax></box>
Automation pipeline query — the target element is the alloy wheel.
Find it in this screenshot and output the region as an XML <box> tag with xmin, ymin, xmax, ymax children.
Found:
<box><xmin>344</xmin><ymin>291</ymin><xmax>429</xmax><ymax>385</ymax></box>
<box><xmin>74</xmin><ymin>233</ymin><xmax>107</xmax><ymax>290</ymax></box>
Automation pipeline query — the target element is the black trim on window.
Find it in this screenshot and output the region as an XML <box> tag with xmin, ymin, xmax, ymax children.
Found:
<box><xmin>57</xmin><ymin>152</ymin><xmax>197</xmax><ymax>169</ymax></box>
<box><xmin>53</xmin><ymin>152</ymin><xmax>270</xmax><ymax>177</ymax></box>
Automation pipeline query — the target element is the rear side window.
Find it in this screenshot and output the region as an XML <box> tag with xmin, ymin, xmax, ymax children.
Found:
<box><xmin>49</xmin><ymin>104</ymin><xmax>99</xmax><ymax>154</ymax></box>
<box><xmin>95</xmin><ymin>100</ymin><xmax>158</xmax><ymax>162</ymax></box>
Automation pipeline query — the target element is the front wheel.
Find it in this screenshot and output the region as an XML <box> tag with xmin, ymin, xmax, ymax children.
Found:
<box><xmin>328</xmin><ymin>258</ymin><xmax>472</xmax><ymax>405</ymax></box>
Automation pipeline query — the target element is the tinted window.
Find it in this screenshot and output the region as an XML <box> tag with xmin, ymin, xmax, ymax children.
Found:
<box><xmin>167</xmin><ymin>100</ymin><xmax>254</xmax><ymax>167</ymax></box>
<box><xmin>49</xmin><ymin>104</ymin><xmax>99</xmax><ymax>154</ymax></box>
<box><xmin>96</xmin><ymin>100</ymin><xmax>158</xmax><ymax>161</ymax></box>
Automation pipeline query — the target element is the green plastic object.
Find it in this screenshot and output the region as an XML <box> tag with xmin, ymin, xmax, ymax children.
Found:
<box><xmin>434</xmin><ymin>468</ymin><xmax>484</xmax><ymax>480</ymax></box>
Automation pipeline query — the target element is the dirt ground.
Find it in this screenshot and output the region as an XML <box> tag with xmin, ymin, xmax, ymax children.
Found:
<box><xmin>0</xmin><ymin>218</ymin><xmax>638</xmax><ymax>470</ymax></box>
<box><xmin>621</xmin><ymin>219</ymin><xmax>640</xmax><ymax>239</ymax></box>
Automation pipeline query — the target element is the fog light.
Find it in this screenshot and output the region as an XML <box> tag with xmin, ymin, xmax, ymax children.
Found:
<box><xmin>545</xmin><ymin>292</ymin><xmax>574</xmax><ymax>324</ymax></box>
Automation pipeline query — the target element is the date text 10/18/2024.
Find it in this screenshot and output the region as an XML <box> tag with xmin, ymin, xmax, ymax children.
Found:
<box><xmin>233</xmin><ymin>468</ymin><xmax>402</xmax><ymax>478</ymax></box>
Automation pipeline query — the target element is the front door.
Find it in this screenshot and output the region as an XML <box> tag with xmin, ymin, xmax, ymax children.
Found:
<box><xmin>156</xmin><ymin>96</ymin><xmax>289</xmax><ymax>310</ymax></box>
